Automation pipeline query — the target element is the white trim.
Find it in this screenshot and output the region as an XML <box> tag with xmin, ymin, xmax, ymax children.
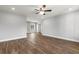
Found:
<box><xmin>0</xmin><ymin>36</ymin><xmax>27</xmax><ymax>42</ymax></box>
<box><xmin>43</xmin><ymin>33</ymin><xmax>79</xmax><ymax>42</ymax></box>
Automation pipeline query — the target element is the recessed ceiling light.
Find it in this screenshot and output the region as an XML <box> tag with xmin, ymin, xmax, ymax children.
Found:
<box><xmin>11</xmin><ymin>8</ymin><xmax>15</xmax><ymax>11</ymax></box>
<box><xmin>68</xmin><ymin>8</ymin><xmax>73</xmax><ymax>11</ymax></box>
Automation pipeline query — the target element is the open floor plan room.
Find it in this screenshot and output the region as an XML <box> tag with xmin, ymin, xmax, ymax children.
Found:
<box><xmin>0</xmin><ymin>5</ymin><xmax>79</xmax><ymax>54</ymax></box>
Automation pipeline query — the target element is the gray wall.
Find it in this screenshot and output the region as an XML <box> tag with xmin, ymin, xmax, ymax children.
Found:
<box><xmin>0</xmin><ymin>12</ymin><xmax>27</xmax><ymax>41</ymax></box>
<box><xmin>42</xmin><ymin>11</ymin><xmax>79</xmax><ymax>42</ymax></box>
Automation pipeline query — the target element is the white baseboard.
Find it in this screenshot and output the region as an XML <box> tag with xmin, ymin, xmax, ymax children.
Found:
<box><xmin>42</xmin><ymin>33</ymin><xmax>79</xmax><ymax>42</ymax></box>
<box><xmin>0</xmin><ymin>35</ymin><xmax>27</xmax><ymax>42</ymax></box>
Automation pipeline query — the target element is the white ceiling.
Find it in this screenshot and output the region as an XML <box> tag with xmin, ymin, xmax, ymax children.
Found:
<box><xmin>0</xmin><ymin>5</ymin><xmax>79</xmax><ymax>22</ymax></box>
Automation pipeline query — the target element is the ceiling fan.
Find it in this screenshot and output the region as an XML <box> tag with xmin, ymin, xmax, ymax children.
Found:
<box><xmin>35</xmin><ymin>5</ymin><xmax>52</xmax><ymax>15</ymax></box>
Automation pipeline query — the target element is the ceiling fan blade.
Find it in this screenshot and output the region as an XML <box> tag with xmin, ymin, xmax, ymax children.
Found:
<box><xmin>35</xmin><ymin>9</ymin><xmax>39</xmax><ymax>11</ymax></box>
<box><xmin>44</xmin><ymin>10</ymin><xmax>52</xmax><ymax>12</ymax></box>
<box><xmin>35</xmin><ymin>12</ymin><xmax>39</xmax><ymax>14</ymax></box>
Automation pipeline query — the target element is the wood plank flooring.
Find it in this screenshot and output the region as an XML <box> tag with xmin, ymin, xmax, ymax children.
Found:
<box><xmin>0</xmin><ymin>32</ymin><xmax>79</xmax><ymax>54</ymax></box>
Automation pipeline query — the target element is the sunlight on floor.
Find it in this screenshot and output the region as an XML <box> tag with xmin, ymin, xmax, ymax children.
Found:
<box><xmin>27</xmin><ymin>33</ymin><xmax>37</xmax><ymax>44</ymax></box>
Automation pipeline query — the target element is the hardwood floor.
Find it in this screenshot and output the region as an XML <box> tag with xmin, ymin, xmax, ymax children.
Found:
<box><xmin>0</xmin><ymin>32</ymin><xmax>79</xmax><ymax>54</ymax></box>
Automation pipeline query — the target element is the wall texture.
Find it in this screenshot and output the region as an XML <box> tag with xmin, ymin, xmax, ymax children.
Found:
<box><xmin>42</xmin><ymin>11</ymin><xmax>79</xmax><ymax>42</ymax></box>
<box><xmin>0</xmin><ymin>12</ymin><xmax>27</xmax><ymax>42</ymax></box>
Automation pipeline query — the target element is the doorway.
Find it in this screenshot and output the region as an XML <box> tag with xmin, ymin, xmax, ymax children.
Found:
<box><xmin>27</xmin><ymin>21</ymin><xmax>41</xmax><ymax>33</ymax></box>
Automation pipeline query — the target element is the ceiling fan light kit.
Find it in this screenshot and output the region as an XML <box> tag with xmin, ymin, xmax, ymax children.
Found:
<box><xmin>35</xmin><ymin>5</ymin><xmax>52</xmax><ymax>15</ymax></box>
<box><xmin>39</xmin><ymin>11</ymin><xmax>45</xmax><ymax>15</ymax></box>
